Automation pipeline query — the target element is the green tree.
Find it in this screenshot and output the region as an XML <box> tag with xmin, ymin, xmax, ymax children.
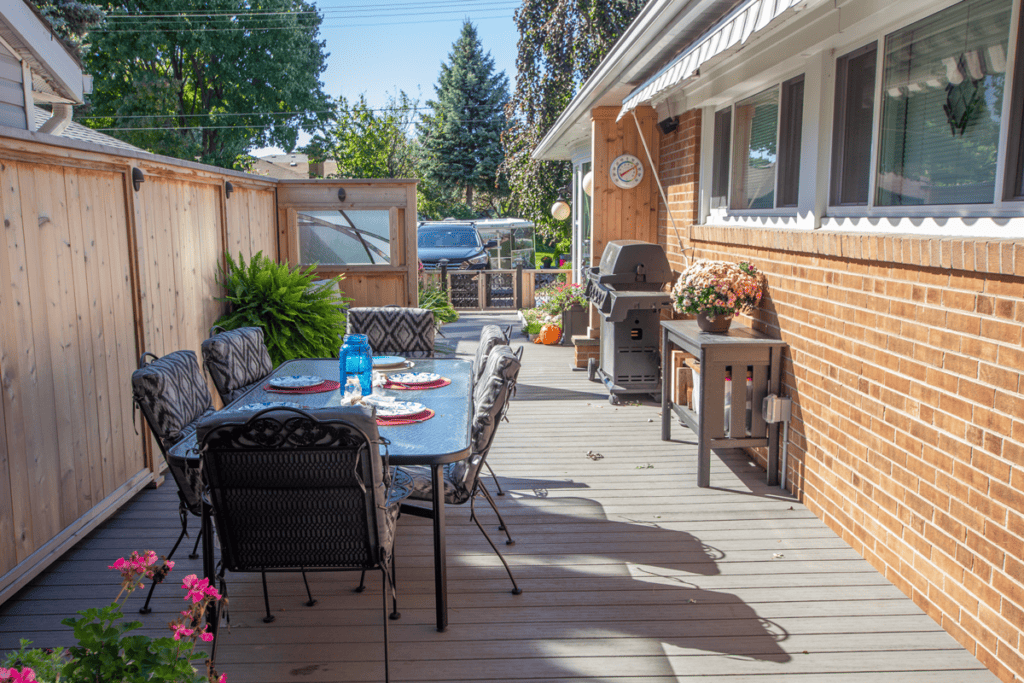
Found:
<box><xmin>303</xmin><ymin>91</ymin><xmax>418</xmax><ymax>179</ymax></box>
<box><xmin>501</xmin><ymin>0</ymin><xmax>648</xmax><ymax>240</ymax></box>
<box><xmin>30</xmin><ymin>0</ymin><xmax>104</xmax><ymax>56</ymax></box>
<box><xmin>418</xmin><ymin>20</ymin><xmax>510</xmax><ymax>212</ymax></box>
<box><xmin>80</xmin><ymin>0</ymin><xmax>332</xmax><ymax>169</ymax></box>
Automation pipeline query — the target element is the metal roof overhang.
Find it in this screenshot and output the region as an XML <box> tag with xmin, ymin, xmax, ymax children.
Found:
<box><xmin>532</xmin><ymin>0</ymin><xmax>740</xmax><ymax>161</ymax></box>
<box><xmin>617</xmin><ymin>0</ymin><xmax>815</xmax><ymax>120</ymax></box>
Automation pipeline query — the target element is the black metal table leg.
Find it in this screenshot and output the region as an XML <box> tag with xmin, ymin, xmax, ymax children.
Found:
<box><xmin>431</xmin><ymin>463</ymin><xmax>447</xmax><ymax>632</ymax></box>
<box><xmin>201</xmin><ymin>501</ymin><xmax>216</xmax><ymax>627</ymax></box>
<box><xmin>661</xmin><ymin>326</ymin><xmax>672</xmax><ymax>441</ymax></box>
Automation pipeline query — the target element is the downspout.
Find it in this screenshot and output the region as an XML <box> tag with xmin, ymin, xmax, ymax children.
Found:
<box><xmin>38</xmin><ymin>103</ymin><xmax>73</xmax><ymax>135</ymax></box>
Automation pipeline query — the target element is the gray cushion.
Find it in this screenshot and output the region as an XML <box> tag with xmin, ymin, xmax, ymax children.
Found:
<box><xmin>201</xmin><ymin>327</ymin><xmax>274</xmax><ymax>405</ymax></box>
<box><xmin>347</xmin><ymin>307</ymin><xmax>435</xmax><ymax>358</ymax></box>
<box><xmin>403</xmin><ymin>345</ymin><xmax>521</xmax><ymax>505</ymax></box>
<box><xmin>473</xmin><ymin>325</ymin><xmax>509</xmax><ymax>385</ymax></box>
<box><xmin>131</xmin><ymin>350</ymin><xmax>213</xmax><ymax>448</ymax></box>
<box><xmin>131</xmin><ymin>350</ymin><xmax>214</xmax><ymax>515</ymax></box>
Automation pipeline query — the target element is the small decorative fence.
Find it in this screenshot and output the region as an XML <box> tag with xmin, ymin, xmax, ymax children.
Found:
<box><xmin>422</xmin><ymin>268</ymin><xmax>566</xmax><ymax>311</ymax></box>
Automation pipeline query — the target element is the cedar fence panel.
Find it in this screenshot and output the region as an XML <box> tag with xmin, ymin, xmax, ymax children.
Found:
<box><xmin>0</xmin><ymin>133</ymin><xmax>412</xmax><ymax>602</ymax></box>
<box><xmin>0</xmin><ymin>134</ymin><xmax>277</xmax><ymax>601</ymax></box>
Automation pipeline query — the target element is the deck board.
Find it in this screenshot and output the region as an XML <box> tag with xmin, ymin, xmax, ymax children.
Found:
<box><xmin>0</xmin><ymin>313</ymin><xmax>995</xmax><ymax>682</ymax></box>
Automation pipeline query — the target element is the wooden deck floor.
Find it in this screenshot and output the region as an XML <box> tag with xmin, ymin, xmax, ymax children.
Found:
<box><xmin>0</xmin><ymin>313</ymin><xmax>996</xmax><ymax>682</ymax></box>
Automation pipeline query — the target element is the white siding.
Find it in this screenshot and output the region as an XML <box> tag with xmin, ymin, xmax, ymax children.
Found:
<box><xmin>0</xmin><ymin>42</ymin><xmax>26</xmax><ymax>130</ymax></box>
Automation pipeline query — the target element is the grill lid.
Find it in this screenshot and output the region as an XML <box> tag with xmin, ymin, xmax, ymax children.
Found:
<box><xmin>596</xmin><ymin>240</ymin><xmax>674</xmax><ymax>286</ymax></box>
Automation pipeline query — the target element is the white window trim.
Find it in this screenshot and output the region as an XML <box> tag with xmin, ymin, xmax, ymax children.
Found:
<box><xmin>705</xmin><ymin>70</ymin><xmax>810</xmax><ymax>225</ymax></box>
<box><xmin>695</xmin><ymin>0</ymin><xmax>1024</xmax><ymax>238</ymax></box>
<box><xmin>829</xmin><ymin>0</ymin><xmax>1024</xmax><ymax>221</ymax></box>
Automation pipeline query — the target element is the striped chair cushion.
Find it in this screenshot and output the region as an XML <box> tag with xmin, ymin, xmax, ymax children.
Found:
<box><xmin>131</xmin><ymin>350</ymin><xmax>214</xmax><ymax>449</ymax></box>
<box><xmin>346</xmin><ymin>307</ymin><xmax>435</xmax><ymax>358</ymax></box>
<box><xmin>473</xmin><ymin>324</ymin><xmax>509</xmax><ymax>385</ymax></box>
<box><xmin>403</xmin><ymin>345</ymin><xmax>521</xmax><ymax>504</ymax></box>
<box><xmin>201</xmin><ymin>327</ymin><xmax>274</xmax><ymax>405</ymax></box>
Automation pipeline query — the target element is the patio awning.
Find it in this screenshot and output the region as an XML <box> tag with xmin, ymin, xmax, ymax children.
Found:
<box><xmin>617</xmin><ymin>0</ymin><xmax>813</xmax><ymax>120</ymax></box>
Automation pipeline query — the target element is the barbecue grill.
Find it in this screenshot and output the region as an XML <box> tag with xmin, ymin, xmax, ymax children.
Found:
<box><xmin>584</xmin><ymin>240</ymin><xmax>674</xmax><ymax>404</ymax></box>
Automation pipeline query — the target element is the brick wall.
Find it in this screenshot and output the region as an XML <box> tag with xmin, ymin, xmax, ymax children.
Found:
<box><xmin>658</xmin><ymin>110</ymin><xmax>1024</xmax><ymax>682</ymax></box>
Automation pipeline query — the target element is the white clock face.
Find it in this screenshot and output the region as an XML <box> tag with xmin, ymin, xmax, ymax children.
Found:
<box><xmin>610</xmin><ymin>154</ymin><xmax>644</xmax><ymax>189</ymax></box>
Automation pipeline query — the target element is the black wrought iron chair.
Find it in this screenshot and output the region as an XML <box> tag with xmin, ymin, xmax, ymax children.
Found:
<box><xmin>397</xmin><ymin>345</ymin><xmax>523</xmax><ymax>594</ymax></box>
<box><xmin>198</xmin><ymin>405</ymin><xmax>412</xmax><ymax>682</ymax></box>
<box><xmin>201</xmin><ymin>326</ymin><xmax>274</xmax><ymax>406</ymax></box>
<box><xmin>130</xmin><ymin>350</ymin><xmax>215</xmax><ymax>614</ymax></box>
<box><xmin>346</xmin><ymin>306</ymin><xmax>435</xmax><ymax>358</ymax></box>
<box><xmin>472</xmin><ymin>324</ymin><xmax>514</xmax><ymax>495</ymax></box>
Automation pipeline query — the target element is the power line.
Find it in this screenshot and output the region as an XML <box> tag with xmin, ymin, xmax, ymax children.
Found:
<box><xmin>112</xmin><ymin>0</ymin><xmax>518</xmax><ymax>17</ymax></box>
<box><xmin>103</xmin><ymin>0</ymin><xmax>519</xmax><ymax>20</ymax></box>
<box><xmin>76</xmin><ymin>103</ymin><xmax>506</xmax><ymax>120</ymax></box>
<box><xmin>92</xmin><ymin>12</ymin><xmax>515</xmax><ymax>32</ymax></box>
<box><xmin>93</xmin><ymin>117</ymin><xmax>507</xmax><ymax>130</ymax></box>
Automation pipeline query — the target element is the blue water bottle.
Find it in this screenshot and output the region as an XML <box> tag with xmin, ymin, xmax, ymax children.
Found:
<box><xmin>339</xmin><ymin>334</ymin><xmax>373</xmax><ymax>396</ymax></box>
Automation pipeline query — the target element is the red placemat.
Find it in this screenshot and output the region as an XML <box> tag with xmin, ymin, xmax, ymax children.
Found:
<box><xmin>264</xmin><ymin>379</ymin><xmax>341</xmax><ymax>394</ymax></box>
<box><xmin>382</xmin><ymin>377</ymin><xmax>451</xmax><ymax>390</ymax></box>
<box><xmin>376</xmin><ymin>408</ymin><xmax>435</xmax><ymax>426</ymax></box>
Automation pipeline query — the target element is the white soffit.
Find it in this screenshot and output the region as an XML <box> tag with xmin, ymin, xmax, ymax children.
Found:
<box><xmin>618</xmin><ymin>0</ymin><xmax>815</xmax><ymax>120</ymax></box>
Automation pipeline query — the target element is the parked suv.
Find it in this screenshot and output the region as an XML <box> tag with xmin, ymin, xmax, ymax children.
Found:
<box><xmin>417</xmin><ymin>221</ymin><xmax>496</xmax><ymax>270</ymax></box>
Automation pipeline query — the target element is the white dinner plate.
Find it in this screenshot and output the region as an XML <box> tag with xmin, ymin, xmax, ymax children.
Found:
<box><xmin>373</xmin><ymin>400</ymin><xmax>427</xmax><ymax>418</ymax></box>
<box><xmin>373</xmin><ymin>355</ymin><xmax>407</xmax><ymax>368</ymax></box>
<box><xmin>387</xmin><ymin>372</ymin><xmax>442</xmax><ymax>385</ymax></box>
<box><xmin>233</xmin><ymin>401</ymin><xmax>303</xmax><ymax>412</ymax></box>
<box><xmin>267</xmin><ymin>375</ymin><xmax>324</xmax><ymax>389</ymax></box>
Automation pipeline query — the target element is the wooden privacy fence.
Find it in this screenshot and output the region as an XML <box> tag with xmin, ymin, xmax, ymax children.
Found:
<box><xmin>0</xmin><ymin>130</ymin><xmax>418</xmax><ymax>602</ymax></box>
<box><xmin>277</xmin><ymin>179</ymin><xmax>419</xmax><ymax>308</ymax></box>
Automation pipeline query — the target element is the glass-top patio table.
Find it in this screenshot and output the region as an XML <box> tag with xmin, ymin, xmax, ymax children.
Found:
<box><xmin>170</xmin><ymin>357</ymin><xmax>473</xmax><ymax>632</ymax></box>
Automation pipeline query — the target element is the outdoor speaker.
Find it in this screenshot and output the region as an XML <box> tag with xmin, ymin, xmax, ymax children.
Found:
<box><xmin>658</xmin><ymin>116</ymin><xmax>679</xmax><ymax>135</ymax></box>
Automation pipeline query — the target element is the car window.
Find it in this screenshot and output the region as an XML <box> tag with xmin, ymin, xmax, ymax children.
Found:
<box><xmin>418</xmin><ymin>229</ymin><xmax>480</xmax><ymax>249</ymax></box>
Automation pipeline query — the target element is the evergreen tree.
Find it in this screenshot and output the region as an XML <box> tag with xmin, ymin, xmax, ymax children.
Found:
<box><xmin>418</xmin><ymin>21</ymin><xmax>509</xmax><ymax>212</ymax></box>
<box><xmin>29</xmin><ymin>0</ymin><xmax>104</xmax><ymax>57</ymax></box>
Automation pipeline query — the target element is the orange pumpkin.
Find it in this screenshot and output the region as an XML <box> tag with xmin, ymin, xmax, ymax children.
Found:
<box><xmin>537</xmin><ymin>324</ymin><xmax>562</xmax><ymax>345</ymax></box>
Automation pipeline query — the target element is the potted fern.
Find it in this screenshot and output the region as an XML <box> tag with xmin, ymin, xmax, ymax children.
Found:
<box><xmin>214</xmin><ymin>252</ymin><xmax>350</xmax><ymax>365</ymax></box>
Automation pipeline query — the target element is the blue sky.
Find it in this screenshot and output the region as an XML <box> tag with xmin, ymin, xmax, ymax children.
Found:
<box><xmin>253</xmin><ymin>0</ymin><xmax>520</xmax><ymax>155</ymax></box>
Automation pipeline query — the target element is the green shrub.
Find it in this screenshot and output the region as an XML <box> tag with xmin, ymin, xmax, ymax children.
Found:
<box><xmin>418</xmin><ymin>282</ymin><xmax>459</xmax><ymax>329</ymax></box>
<box><xmin>214</xmin><ymin>251</ymin><xmax>350</xmax><ymax>366</ymax></box>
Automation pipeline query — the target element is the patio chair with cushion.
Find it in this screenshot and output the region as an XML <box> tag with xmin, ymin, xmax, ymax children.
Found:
<box><xmin>472</xmin><ymin>324</ymin><xmax>515</xmax><ymax>496</ymax></box>
<box><xmin>198</xmin><ymin>405</ymin><xmax>412</xmax><ymax>682</ymax></box>
<box><xmin>397</xmin><ymin>345</ymin><xmax>523</xmax><ymax>595</ymax></box>
<box><xmin>130</xmin><ymin>350</ymin><xmax>215</xmax><ymax>614</ymax></box>
<box><xmin>201</xmin><ymin>325</ymin><xmax>274</xmax><ymax>406</ymax></box>
<box><xmin>346</xmin><ymin>306</ymin><xmax>435</xmax><ymax>358</ymax></box>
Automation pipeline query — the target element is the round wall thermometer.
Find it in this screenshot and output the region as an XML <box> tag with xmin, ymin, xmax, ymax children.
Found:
<box><xmin>610</xmin><ymin>154</ymin><xmax>644</xmax><ymax>189</ymax></box>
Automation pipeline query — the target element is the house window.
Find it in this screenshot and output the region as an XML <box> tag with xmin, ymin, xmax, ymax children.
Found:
<box><xmin>831</xmin><ymin>43</ymin><xmax>878</xmax><ymax>206</ymax></box>
<box><xmin>777</xmin><ymin>75</ymin><xmax>805</xmax><ymax>208</ymax></box>
<box><xmin>718</xmin><ymin>79</ymin><xmax>805</xmax><ymax>212</ymax></box>
<box><xmin>711</xmin><ymin>109</ymin><xmax>731</xmax><ymax>209</ymax></box>
<box><xmin>876</xmin><ymin>0</ymin><xmax>1013</xmax><ymax>206</ymax></box>
<box><xmin>731</xmin><ymin>87</ymin><xmax>779</xmax><ymax>209</ymax></box>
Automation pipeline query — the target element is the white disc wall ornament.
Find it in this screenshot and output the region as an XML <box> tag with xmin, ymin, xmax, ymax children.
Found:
<box><xmin>610</xmin><ymin>154</ymin><xmax>644</xmax><ymax>189</ymax></box>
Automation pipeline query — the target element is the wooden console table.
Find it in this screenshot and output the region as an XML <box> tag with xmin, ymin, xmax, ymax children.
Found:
<box><xmin>660</xmin><ymin>320</ymin><xmax>786</xmax><ymax>488</ymax></box>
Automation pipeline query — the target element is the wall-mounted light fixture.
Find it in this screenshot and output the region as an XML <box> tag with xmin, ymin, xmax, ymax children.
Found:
<box><xmin>225</xmin><ymin>181</ymin><xmax>234</xmax><ymax>199</ymax></box>
<box><xmin>131</xmin><ymin>167</ymin><xmax>144</xmax><ymax>191</ymax></box>
<box><xmin>551</xmin><ymin>194</ymin><xmax>571</xmax><ymax>221</ymax></box>
<box><xmin>582</xmin><ymin>170</ymin><xmax>594</xmax><ymax>197</ymax></box>
<box><xmin>658</xmin><ymin>116</ymin><xmax>679</xmax><ymax>135</ymax></box>
<box><xmin>337</xmin><ymin>187</ymin><xmax>347</xmax><ymax>202</ymax></box>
